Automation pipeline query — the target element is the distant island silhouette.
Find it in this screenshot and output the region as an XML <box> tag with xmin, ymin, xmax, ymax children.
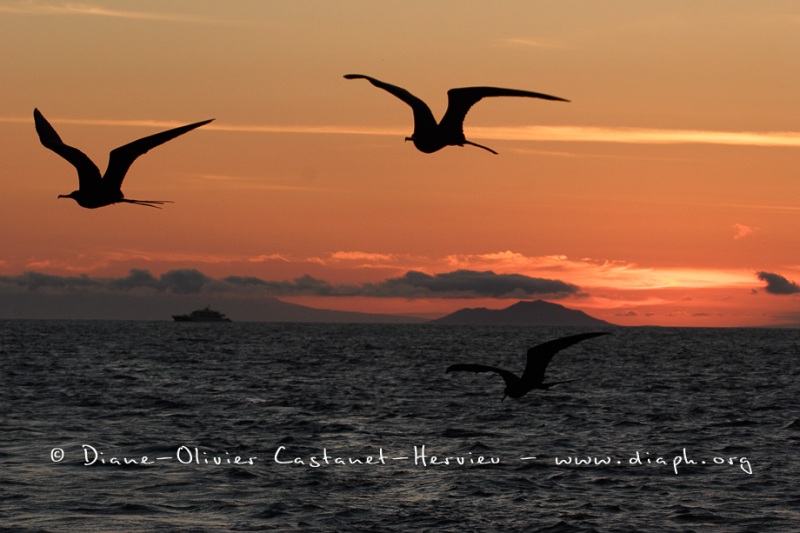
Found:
<box><xmin>431</xmin><ymin>300</ymin><xmax>614</xmax><ymax>327</ymax></box>
<box><xmin>0</xmin><ymin>287</ymin><xmax>614</xmax><ymax>324</ymax></box>
<box><xmin>216</xmin><ymin>297</ymin><xmax>427</xmax><ymax>324</ymax></box>
<box><xmin>241</xmin><ymin>298</ymin><xmax>613</xmax><ymax>325</ymax></box>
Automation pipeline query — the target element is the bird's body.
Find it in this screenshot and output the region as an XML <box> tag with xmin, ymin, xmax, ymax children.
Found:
<box><xmin>344</xmin><ymin>74</ymin><xmax>568</xmax><ymax>154</ymax></box>
<box><xmin>447</xmin><ymin>332</ymin><xmax>610</xmax><ymax>400</ymax></box>
<box><xmin>33</xmin><ymin>108</ymin><xmax>213</xmax><ymax>209</ymax></box>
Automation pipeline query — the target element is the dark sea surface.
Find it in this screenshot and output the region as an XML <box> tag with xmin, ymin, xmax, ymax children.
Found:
<box><xmin>2</xmin><ymin>321</ymin><xmax>799</xmax><ymax>532</ymax></box>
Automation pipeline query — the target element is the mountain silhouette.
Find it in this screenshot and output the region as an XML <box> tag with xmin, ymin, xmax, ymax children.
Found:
<box><xmin>430</xmin><ymin>300</ymin><xmax>613</xmax><ymax>326</ymax></box>
<box><xmin>245</xmin><ymin>298</ymin><xmax>426</xmax><ymax>323</ymax></box>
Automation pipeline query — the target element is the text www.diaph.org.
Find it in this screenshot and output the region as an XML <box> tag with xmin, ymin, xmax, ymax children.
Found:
<box><xmin>49</xmin><ymin>444</ymin><xmax>753</xmax><ymax>475</ymax></box>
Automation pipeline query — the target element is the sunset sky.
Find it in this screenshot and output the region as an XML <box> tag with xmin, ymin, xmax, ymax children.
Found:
<box><xmin>1</xmin><ymin>1</ymin><xmax>798</xmax><ymax>326</ymax></box>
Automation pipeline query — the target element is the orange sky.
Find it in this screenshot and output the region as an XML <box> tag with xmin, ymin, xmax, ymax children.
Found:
<box><xmin>1</xmin><ymin>1</ymin><xmax>798</xmax><ymax>326</ymax></box>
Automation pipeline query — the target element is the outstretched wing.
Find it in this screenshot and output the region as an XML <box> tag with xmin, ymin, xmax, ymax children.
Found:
<box><xmin>344</xmin><ymin>74</ymin><xmax>437</xmax><ymax>131</ymax></box>
<box><xmin>441</xmin><ymin>86</ymin><xmax>569</xmax><ymax>134</ymax></box>
<box><xmin>104</xmin><ymin>118</ymin><xmax>214</xmax><ymax>189</ymax></box>
<box><xmin>34</xmin><ymin>108</ymin><xmax>102</xmax><ymax>190</ymax></box>
<box><xmin>447</xmin><ymin>363</ymin><xmax>520</xmax><ymax>390</ymax></box>
<box><xmin>521</xmin><ymin>332</ymin><xmax>610</xmax><ymax>386</ymax></box>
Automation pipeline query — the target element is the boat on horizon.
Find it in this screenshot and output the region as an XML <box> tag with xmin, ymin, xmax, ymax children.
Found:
<box><xmin>172</xmin><ymin>307</ymin><xmax>232</xmax><ymax>322</ymax></box>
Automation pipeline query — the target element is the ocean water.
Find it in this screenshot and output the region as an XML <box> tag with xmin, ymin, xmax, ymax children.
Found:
<box><xmin>2</xmin><ymin>321</ymin><xmax>799</xmax><ymax>532</ymax></box>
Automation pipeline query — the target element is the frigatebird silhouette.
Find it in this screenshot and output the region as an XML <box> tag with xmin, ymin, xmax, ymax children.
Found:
<box><xmin>446</xmin><ymin>332</ymin><xmax>610</xmax><ymax>400</ymax></box>
<box><xmin>344</xmin><ymin>74</ymin><xmax>568</xmax><ymax>154</ymax></box>
<box><xmin>34</xmin><ymin>108</ymin><xmax>213</xmax><ymax>208</ymax></box>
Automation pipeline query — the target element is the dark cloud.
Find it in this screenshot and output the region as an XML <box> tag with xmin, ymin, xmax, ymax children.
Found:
<box><xmin>108</xmin><ymin>269</ymin><xmax>160</xmax><ymax>291</ymax></box>
<box><xmin>16</xmin><ymin>272</ymin><xmax>99</xmax><ymax>292</ymax></box>
<box><xmin>224</xmin><ymin>274</ymin><xmax>356</xmax><ymax>296</ymax></box>
<box><xmin>223</xmin><ymin>275</ymin><xmax>268</xmax><ymax>287</ymax></box>
<box><xmin>363</xmin><ymin>269</ymin><xmax>579</xmax><ymax>298</ymax></box>
<box><xmin>756</xmin><ymin>271</ymin><xmax>800</xmax><ymax>295</ymax></box>
<box><xmin>291</xmin><ymin>274</ymin><xmax>336</xmax><ymax>295</ymax></box>
<box><xmin>0</xmin><ymin>268</ymin><xmax>580</xmax><ymax>299</ymax></box>
<box><xmin>159</xmin><ymin>269</ymin><xmax>212</xmax><ymax>294</ymax></box>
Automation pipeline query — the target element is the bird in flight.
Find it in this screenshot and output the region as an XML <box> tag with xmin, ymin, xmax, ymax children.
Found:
<box><xmin>344</xmin><ymin>74</ymin><xmax>568</xmax><ymax>154</ymax></box>
<box><xmin>446</xmin><ymin>332</ymin><xmax>610</xmax><ymax>401</ymax></box>
<box><xmin>34</xmin><ymin>108</ymin><xmax>213</xmax><ymax>209</ymax></box>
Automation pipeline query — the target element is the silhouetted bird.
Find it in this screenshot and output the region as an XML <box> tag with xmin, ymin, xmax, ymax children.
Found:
<box><xmin>344</xmin><ymin>74</ymin><xmax>568</xmax><ymax>154</ymax></box>
<box><xmin>34</xmin><ymin>108</ymin><xmax>213</xmax><ymax>208</ymax></box>
<box><xmin>447</xmin><ymin>332</ymin><xmax>610</xmax><ymax>401</ymax></box>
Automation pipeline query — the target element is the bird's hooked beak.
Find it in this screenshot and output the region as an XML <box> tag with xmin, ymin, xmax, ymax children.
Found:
<box><xmin>58</xmin><ymin>192</ymin><xmax>78</xmax><ymax>202</ymax></box>
<box><xmin>404</xmin><ymin>135</ymin><xmax>413</xmax><ymax>143</ymax></box>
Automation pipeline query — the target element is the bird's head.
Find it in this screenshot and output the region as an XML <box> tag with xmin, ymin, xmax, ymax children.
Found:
<box><xmin>501</xmin><ymin>385</ymin><xmax>511</xmax><ymax>402</ymax></box>
<box><xmin>58</xmin><ymin>191</ymin><xmax>79</xmax><ymax>202</ymax></box>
